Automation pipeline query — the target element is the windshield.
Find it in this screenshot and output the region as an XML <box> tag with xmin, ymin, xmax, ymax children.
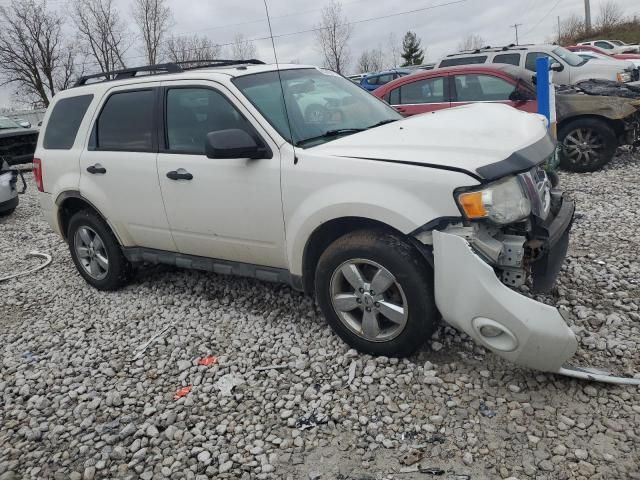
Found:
<box><xmin>553</xmin><ymin>47</ymin><xmax>588</xmax><ymax>67</ymax></box>
<box><xmin>233</xmin><ymin>68</ymin><xmax>401</xmax><ymax>147</ymax></box>
<box><xmin>0</xmin><ymin>116</ymin><xmax>22</xmax><ymax>130</ymax></box>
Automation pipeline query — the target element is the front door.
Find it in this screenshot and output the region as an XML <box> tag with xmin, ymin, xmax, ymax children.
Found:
<box><xmin>79</xmin><ymin>85</ymin><xmax>175</xmax><ymax>251</ymax></box>
<box><xmin>156</xmin><ymin>81</ymin><xmax>287</xmax><ymax>268</ymax></box>
<box><xmin>450</xmin><ymin>73</ymin><xmax>536</xmax><ymax>112</ymax></box>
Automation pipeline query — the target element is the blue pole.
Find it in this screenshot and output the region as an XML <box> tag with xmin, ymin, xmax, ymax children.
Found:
<box><xmin>536</xmin><ymin>56</ymin><xmax>551</xmax><ymax>126</ymax></box>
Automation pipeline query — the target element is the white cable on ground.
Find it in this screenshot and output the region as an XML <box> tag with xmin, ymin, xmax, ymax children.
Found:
<box><xmin>0</xmin><ymin>251</ymin><xmax>52</xmax><ymax>282</ymax></box>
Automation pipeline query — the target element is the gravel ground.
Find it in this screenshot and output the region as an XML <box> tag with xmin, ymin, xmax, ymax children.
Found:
<box><xmin>1</xmin><ymin>152</ymin><xmax>639</xmax><ymax>480</ymax></box>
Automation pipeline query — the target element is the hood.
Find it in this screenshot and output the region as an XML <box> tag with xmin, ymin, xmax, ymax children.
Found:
<box><xmin>581</xmin><ymin>58</ymin><xmax>635</xmax><ymax>72</ymax></box>
<box><xmin>309</xmin><ymin>103</ymin><xmax>552</xmax><ymax>181</ymax></box>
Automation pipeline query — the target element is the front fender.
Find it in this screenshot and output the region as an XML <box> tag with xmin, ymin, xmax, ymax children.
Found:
<box><xmin>285</xmin><ymin>177</ymin><xmax>462</xmax><ymax>276</ymax></box>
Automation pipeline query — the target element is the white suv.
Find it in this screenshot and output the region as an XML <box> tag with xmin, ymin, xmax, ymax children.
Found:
<box><xmin>35</xmin><ymin>60</ymin><xmax>578</xmax><ymax>374</ymax></box>
<box><xmin>437</xmin><ymin>44</ymin><xmax>639</xmax><ymax>84</ymax></box>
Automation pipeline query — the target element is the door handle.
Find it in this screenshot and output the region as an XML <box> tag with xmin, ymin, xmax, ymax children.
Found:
<box><xmin>166</xmin><ymin>169</ymin><xmax>193</xmax><ymax>181</ymax></box>
<box><xmin>86</xmin><ymin>164</ymin><xmax>106</xmax><ymax>174</ymax></box>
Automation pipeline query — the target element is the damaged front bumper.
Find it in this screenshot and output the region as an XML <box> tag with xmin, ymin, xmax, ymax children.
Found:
<box><xmin>433</xmin><ymin>229</ymin><xmax>578</xmax><ymax>372</ymax></box>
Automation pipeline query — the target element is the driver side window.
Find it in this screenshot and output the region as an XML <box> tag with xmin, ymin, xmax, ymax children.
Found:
<box><xmin>165</xmin><ymin>88</ymin><xmax>254</xmax><ymax>155</ymax></box>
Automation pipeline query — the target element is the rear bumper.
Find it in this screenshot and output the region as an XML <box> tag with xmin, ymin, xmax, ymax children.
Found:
<box><xmin>38</xmin><ymin>191</ymin><xmax>59</xmax><ymax>234</ymax></box>
<box><xmin>433</xmin><ymin>229</ymin><xmax>578</xmax><ymax>372</ymax></box>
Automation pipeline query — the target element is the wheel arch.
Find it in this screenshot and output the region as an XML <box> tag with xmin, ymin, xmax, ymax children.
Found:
<box><xmin>300</xmin><ymin>216</ymin><xmax>421</xmax><ymax>296</ymax></box>
<box><xmin>56</xmin><ymin>191</ymin><xmax>122</xmax><ymax>243</ymax></box>
<box><xmin>558</xmin><ymin>114</ymin><xmax>625</xmax><ymax>139</ymax></box>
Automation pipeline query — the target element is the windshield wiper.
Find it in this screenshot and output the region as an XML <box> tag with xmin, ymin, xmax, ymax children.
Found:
<box><xmin>367</xmin><ymin>119</ymin><xmax>398</xmax><ymax>129</ymax></box>
<box><xmin>296</xmin><ymin>128</ymin><xmax>365</xmax><ymax>146</ymax></box>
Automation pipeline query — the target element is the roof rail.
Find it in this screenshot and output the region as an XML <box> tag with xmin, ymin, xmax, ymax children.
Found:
<box><xmin>74</xmin><ymin>59</ymin><xmax>265</xmax><ymax>87</ymax></box>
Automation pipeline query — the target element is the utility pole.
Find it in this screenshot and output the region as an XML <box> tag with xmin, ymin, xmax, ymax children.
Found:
<box><xmin>584</xmin><ymin>0</ymin><xmax>592</xmax><ymax>33</ymax></box>
<box><xmin>511</xmin><ymin>23</ymin><xmax>523</xmax><ymax>45</ymax></box>
<box><xmin>557</xmin><ymin>16</ymin><xmax>561</xmax><ymax>44</ymax></box>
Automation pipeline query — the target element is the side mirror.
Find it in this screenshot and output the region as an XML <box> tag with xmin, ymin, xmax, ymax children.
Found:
<box><xmin>205</xmin><ymin>129</ymin><xmax>270</xmax><ymax>160</ymax></box>
<box><xmin>509</xmin><ymin>89</ymin><xmax>526</xmax><ymax>102</ymax></box>
<box><xmin>550</xmin><ymin>62</ymin><xmax>564</xmax><ymax>72</ymax></box>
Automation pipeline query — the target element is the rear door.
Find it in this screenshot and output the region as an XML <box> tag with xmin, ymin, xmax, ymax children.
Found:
<box><xmin>450</xmin><ymin>72</ymin><xmax>536</xmax><ymax>112</ymax></box>
<box><xmin>387</xmin><ymin>75</ymin><xmax>451</xmax><ymax>116</ymax></box>
<box><xmin>156</xmin><ymin>80</ymin><xmax>286</xmax><ymax>268</ymax></box>
<box><xmin>79</xmin><ymin>84</ymin><xmax>175</xmax><ymax>251</ymax></box>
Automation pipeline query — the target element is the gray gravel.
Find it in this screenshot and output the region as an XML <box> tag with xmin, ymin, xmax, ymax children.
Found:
<box><xmin>1</xmin><ymin>152</ymin><xmax>640</xmax><ymax>480</ymax></box>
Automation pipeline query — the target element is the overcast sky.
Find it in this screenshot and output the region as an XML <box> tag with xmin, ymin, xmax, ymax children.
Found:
<box><xmin>2</xmin><ymin>0</ymin><xmax>639</xmax><ymax>108</ymax></box>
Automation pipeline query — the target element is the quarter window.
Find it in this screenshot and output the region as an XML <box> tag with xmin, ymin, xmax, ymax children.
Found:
<box><xmin>493</xmin><ymin>53</ymin><xmax>521</xmax><ymax>66</ymax></box>
<box><xmin>44</xmin><ymin>95</ymin><xmax>94</xmax><ymax>150</ymax></box>
<box><xmin>96</xmin><ymin>90</ymin><xmax>154</xmax><ymax>151</ymax></box>
<box><xmin>453</xmin><ymin>74</ymin><xmax>515</xmax><ymax>102</ymax></box>
<box><xmin>389</xmin><ymin>77</ymin><xmax>446</xmax><ymax>105</ymax></box>
<box><xmin>165</xmin><ymin>88</ymin><xmax>254</xmax><ymax>154</ymax></box>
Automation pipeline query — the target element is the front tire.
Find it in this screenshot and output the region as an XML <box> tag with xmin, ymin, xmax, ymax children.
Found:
<box><xmin>67</xmin><ymin>210</ymin><xmax>132</xmax><ymax>291</ymax></box>
<box><xmin>315</xmin><ymin>230</ymin><xmax>438</xmax><ymax>357</ymax></box>
<box><xmin>558</xmin><ymin>118</ymin><xmax>617</xmax><ymax>172</ymax></box>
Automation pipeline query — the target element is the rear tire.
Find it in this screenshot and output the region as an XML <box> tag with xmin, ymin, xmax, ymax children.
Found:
<box><xmin>67</xmin><ymin>210</ymin><xmax>132</xmax><ymax>291</ymax></box>
<box><xmin>315</xmin><ymin>230</ymin><xmax>438</xmax><ymax>357</ymax></box>
<box><xmin>558</xmin><ymin>118</ymin><xmax>617</xmax><ymax>172</ymax></box>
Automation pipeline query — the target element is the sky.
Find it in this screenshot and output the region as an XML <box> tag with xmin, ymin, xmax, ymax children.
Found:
<box><xmin>1</xmin><ymin>0</ymin><xmax>639</xmax><ymax>107</ymax></box>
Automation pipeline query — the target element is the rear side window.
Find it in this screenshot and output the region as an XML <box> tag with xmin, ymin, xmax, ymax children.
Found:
<box><xmin>390</xmin><ymin>77</ymin><xmax>446</xmax><ymax>105</ymax></box>
<box><xmin>493</xmin><ymin>53</ymin><xmax>521</xmax><ymax>66</ymax></box>
<box><xmin>453</xmin><ymin>74</ymin><xmax>515</xmax><ymax>102</ymax></box>
<box><xmin>96</xmin><ymin>90</ymin><xmax>154</xmax><ymax>151</ymax></box>
<box><xmin>439</xmin><ymin>56</ymin><xmax>487</xmax><ymax>67</ymax></box>
<box><xmin>43</xmin><ymin>95</ymin><xmax>93</xmax><ymax>150</ymax></box>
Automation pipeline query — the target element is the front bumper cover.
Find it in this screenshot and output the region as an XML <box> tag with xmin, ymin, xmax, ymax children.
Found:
<box><xmin>433</xmin><ymin>230</ymin><xmax>578</xmax><ymax>372</ymax></box>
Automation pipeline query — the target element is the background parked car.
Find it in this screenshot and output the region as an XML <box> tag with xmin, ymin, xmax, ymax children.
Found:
<box><xmin>359</xmin><ymin>68</ymin><xmax>413</xmax><ymax>91</ymax></box>
<box><xmin>577</xmin><ymin>39</ymin><xmax>640</xmax><ymax>54</ymax></box>
<box><xmin>0</xmin><ymin>116</ymin><xmax>39</xmax><ymax>166</ymax></box>
<box><xmin>435</xmin><ymin>44</ymin><xmax>639</xmax><ymax>84</ymax></box>
<box><xmin>374</xmin><ymin>64</ymin><xmax>640</xmax><ymax>172</ymax></box>
<box><xmin>0</xmin><ymin>159</ymin><xmax>26</xmax><ymax>217</ymax></box>
<box><xmin>566</xmin><ymin>44</ymin><xmax>640</xmax><ymax>68</ymax></box>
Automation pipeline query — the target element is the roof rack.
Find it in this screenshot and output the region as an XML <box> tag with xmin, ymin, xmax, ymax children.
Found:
<box><xmin>446</xmin><ymin>44</ymin><xmax>539</xmax><ymax>57</ymax></box>
<box><xmin>74</xmin><ymin>59</ymin><xmax>265</xmax><ymax>87</ymax></box>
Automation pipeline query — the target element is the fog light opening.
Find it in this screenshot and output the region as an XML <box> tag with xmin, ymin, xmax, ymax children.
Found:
<box><xmin>479</xmin><ymin>324</ymin><xmax>503</xmax><ymax>338</ymax></box>
<box><xmin>472</xmin><ymin>317</ymin><xmax>519</xmax><ymax>352</ymax></box>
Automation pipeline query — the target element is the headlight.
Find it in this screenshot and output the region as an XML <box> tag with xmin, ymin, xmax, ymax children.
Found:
<box><xmin>617</xmin><ymin>71</ymin><xmax>632</xmax><ymax>82</ymax></box>
<box><xmin>456</xmin><ymin>176</ymin><xmax>531</xmax><ymax>224</ymax></box>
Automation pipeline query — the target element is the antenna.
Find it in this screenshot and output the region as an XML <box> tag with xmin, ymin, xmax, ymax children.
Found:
<box><xmin>262</xmin><ymin>0</ymin><xmax>298</xmax><ymax>163</ymax></box>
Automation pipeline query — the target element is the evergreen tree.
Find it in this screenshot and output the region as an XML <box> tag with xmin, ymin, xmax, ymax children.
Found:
<box><xmin>400</xmin><ymin>31</ymin><xmax>425</xmax><ymax>66</ymax></box>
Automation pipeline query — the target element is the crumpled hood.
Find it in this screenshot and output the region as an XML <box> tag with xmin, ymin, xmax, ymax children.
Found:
<box><xmin>310</xmin><ymin>103</ymin><xmax>552</xmax><ymax>180</ymax></box>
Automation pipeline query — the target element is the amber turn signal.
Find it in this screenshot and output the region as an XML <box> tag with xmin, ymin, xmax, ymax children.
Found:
<box><xmin>458</xmin><ymin>191</ymin><xmax>487</xmax><ymax>219</ymax></box>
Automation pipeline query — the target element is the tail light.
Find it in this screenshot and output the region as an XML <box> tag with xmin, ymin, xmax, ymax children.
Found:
<box><xmin>33</xmin><ymin>158</ymin><xmax>43</xmax><ymax>192</ymax></box>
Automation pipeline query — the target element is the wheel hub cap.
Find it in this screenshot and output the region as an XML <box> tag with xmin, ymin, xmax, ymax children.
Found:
<box><xmin>330</xmin><ymin>259</ymin><xmax>408</xmax><ymax>343</ymax></box>
<box><xmin>74</xmin><ymin>226</ymin><xmax>109</xmax><ymax>281</ymax></box>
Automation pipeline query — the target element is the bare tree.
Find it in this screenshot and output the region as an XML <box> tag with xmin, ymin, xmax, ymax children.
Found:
<box><xmin>387</xmin><ymin>33</ymin><xmax>402</xmax><ymax>68</ymax></box>
<box><xmin>356</xmin><ymin>48</ymin><xmax>384</xmax><ymax>73</ymax></box>
<box><xmin>457</xmin><ymin>34</ymin><xmax>485</xmax><ymax>51</ymax></box>
<box><xmin>558</xmin><ymin>14</ymin><xmax>585</xmax><ymax>45</ymax></box>
<box><xmin>230</xmin><ymin>34</ymin><xmax>257</xmax><ymax>59</ymax></box>
<box><xmin>72</xmin><ymin>0</ymin><xmax>131</xmax><ymax>74</ymax></box>
<box><xmin>133</xmin><ymin>0</ymin><xmax>173</xmax><ymax>65</ymax></box>
<box><xmin>597</xmin><ymin>1</ymin><xmax>624</xmax><ymax>30</ymax></box>
<box><xmin>0</xmin><ymin>0</ymin><xmax>78</xmax><ymax>107</ymax></box>
<box><xmin>165</xmin><ymin>34</ymin><xmax>221</xmax><ymax>64</ymax></box>
<box><xmin>315</xmin><ymin>0</ymin><xmax>352</xmax><ymax>74</ymax></box>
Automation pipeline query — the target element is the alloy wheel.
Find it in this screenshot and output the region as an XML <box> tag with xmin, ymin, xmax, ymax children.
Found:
<box><xmin>329</xmin><ymin>259</ymin><xmax>408</xmax><ymax>342</ymax></box>
<box><xmin>74</xmin><ymin>226</ymin><xmax>109</xmax><ymax>280</ymax></box>
<box><xmin>562</xmin><ymin>128</ymin><xmax>605</xmax><ymax>168</ymax></box>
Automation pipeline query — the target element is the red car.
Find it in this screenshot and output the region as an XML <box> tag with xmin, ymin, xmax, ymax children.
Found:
<box><xmin>373</xmin><ymin>64</ymin><xmax>538</xmax><ymax>116</ymax></box>
<box><xmin>566</xmin><ymin>44</ymin><xmax>640</xmax><ymax>64</ymax></box>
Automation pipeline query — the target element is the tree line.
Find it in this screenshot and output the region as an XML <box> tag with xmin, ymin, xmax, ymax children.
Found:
<box><xmin>0</xmin><ymin>0</ymin><xmax>257</xmax><ymax>107</ymax></box>
<box><xmin>558</xmin><ymin>0</ymin><xmax>636</xmax><ymax>45</ymax></box>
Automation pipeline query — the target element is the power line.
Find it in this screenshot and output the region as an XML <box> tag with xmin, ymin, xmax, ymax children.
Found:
<box><xmin>523</xmin><ymin>0</ymin><xmax>562</xmax><ymax>37</ymax></box>
<box><xmin>80</xmin><ymin>0</ymin><xmax>468</xmax><ymax>69</ymax></box>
